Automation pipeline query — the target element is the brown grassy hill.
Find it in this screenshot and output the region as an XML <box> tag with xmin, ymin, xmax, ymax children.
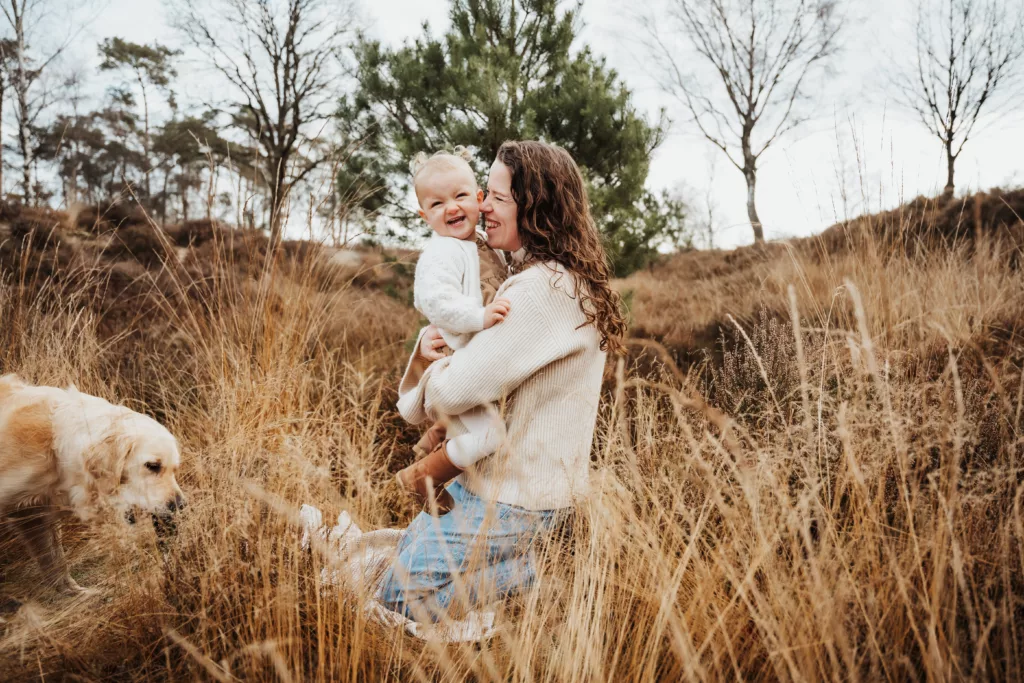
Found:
<box><xmin>0</xmin><ymin>201</ymin><xmax>421</xmax><ymax>407</ymax></box>
<box><xmin>619</xmin><ymin>187</ymin><xmax>1024</xmax><ymax>366</ymax></box>
<box><xmin>1</xmin><ymin>190</ymin><xmax>1023</xmax><ymax>681</ymax></box>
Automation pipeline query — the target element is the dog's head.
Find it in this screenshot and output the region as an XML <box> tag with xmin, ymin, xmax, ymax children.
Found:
<box><xmin>90</xmin><ymin>412</ymin><xmax>185</xmax><ymax>517</ymax></box>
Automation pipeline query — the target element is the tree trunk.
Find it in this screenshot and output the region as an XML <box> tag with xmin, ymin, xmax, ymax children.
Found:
<box><xmin>235</xmin><ymin>165</ymin><xmax>243</xmax><ymax>226</ymax></box>
<box><xmin>268</xmin><ymin>154</ymin><xmax>288</xmax><ymax>246</ymax></box>
<box><xmin>16</xmin><ymin>77</ymin><xmax>31</xmax><ymax>203</ymax></box>
<box><xmin>944</xmin><ymin>142</ymin><xmax>956</xmax><ymax>197</ymax></box>
<box><xmin>744</xmin><ymin>166</ymin><xmax>764</xmax><ymax>243</ymax></box>
<box><xmin>12</xmin><ymin>6</ymin><xmax>31</xmax><ymax>204</ymax></box>
<box><xmin>18</xmin><ymin>123</ymin><xmax>32</xmax><ymax>201</ymax></box>
<box><xmin>160</xmin><ymin>166</ymin><xmax>169</xmax><ymax>225</ymax></box>
<box><xmin>269</xmin><ymin>196</ymin><xmax>283</xmax><ymax>244</ymax></box>
<box><xmin>137</xmin><ymin>73</ymin><xmax>151</xmax><ymax>198</ymax></box>
<box><xmin>68</xmin><ymin>161</ymin><xmax>80</xmax><ymax>205</ymax></box>
<box><xmin>0</xmin><ymin>82</ymin><xmax>5</xmax><ymax>198</ymax></box>
<box><xmin>206</xmin><ymin>166</ymin><xmax>215</xmax><ymax>221</ymax></box>
<box><xmin>181</xmin><ymin>169</ymin><xmax>189</xmax><ymax>222</ymax></box>
<box><xmin>14</xmin><ymin>68</ymin><xmax>31</xmax><ymax>197</ymax></box>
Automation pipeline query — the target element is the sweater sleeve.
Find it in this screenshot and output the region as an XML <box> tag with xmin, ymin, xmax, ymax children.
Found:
<box><xmin>421</xmin><ymin>272</ymin><xmax>580</xmax><ymax>417</ymax></box>
<box><xmin>414</xmin><ymin>238</ymin><xmax>487</xmax><ymax>334</ymax></box>
<box><xmin>394</xmin><ymin>326</ymin><xmax>434</xmax><ymax>424</ymax></box>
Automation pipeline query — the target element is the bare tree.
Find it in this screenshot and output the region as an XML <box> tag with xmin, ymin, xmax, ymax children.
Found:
<box><xmin>0</xmin><ymin>38</ymin><xmax>19</xmax><ymax>196</ymax></box>
<box><xmin>643</xmin><ymin>0</ymin><xmax>843</xmax><ymax>242</ymax></box>
<box><xmin>895</xmin><ymin>0</ymin><xmax>1023</xmax><ymax>196</ymax></box>
<box><xmin>0</xmin><ymin>0</ymin><xmax>83</xmax><ymax>204</ymax></box>
<box><xmin>173</xmin><ymin>0</ymin><xmax>355</xmax><ymax>245</ymax></box>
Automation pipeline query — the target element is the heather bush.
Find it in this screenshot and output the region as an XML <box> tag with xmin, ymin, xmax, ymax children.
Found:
<box><xmin>1</xmin><ymin>193</ymin><xmax>1022</xmax><ymax>680</ymax></box>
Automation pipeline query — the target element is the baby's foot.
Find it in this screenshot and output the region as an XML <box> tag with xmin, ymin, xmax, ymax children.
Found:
<box><xmin>299</xmin><ymin>504</ymin><xmax>326</xmax><ymax>551</ymax></box>
<box><xmin>303</xmin><ymin>505</ymin><xmax>363</xmax><ymax>555</ymax></box>
<box><xmin>320</xmin><ymin>513</ymin><xmax>363</xmax><ymax>589</ymax></box>
<box><xmin>328</xmin><ymin>510</ymin><xmax>362</xmax><ymax>552</ymax></box>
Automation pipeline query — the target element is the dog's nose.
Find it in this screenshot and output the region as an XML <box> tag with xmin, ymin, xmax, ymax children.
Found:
<box><xmin>167</xmin><ymin>493</ymin><xmax>187</xmax><ymax>513</ymax></box>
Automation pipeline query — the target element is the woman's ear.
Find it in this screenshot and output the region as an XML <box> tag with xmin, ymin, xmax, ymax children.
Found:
<box><xmin>476</xmin><ymin>188</ymin><xmax>484</xmax><ymax>203</ymax></box>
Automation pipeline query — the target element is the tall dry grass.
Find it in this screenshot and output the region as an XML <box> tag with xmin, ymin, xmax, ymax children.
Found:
<box><xmin>1</xmin><ymin>194</ymin><xmax>1022</xmax><ymax>681</ymax></box>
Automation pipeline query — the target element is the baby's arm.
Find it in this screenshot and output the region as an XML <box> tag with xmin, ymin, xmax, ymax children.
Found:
<box><xmin>414</xmin><ymin>240</ymin><xmax>487</xmax><ymax>334</ymax></box>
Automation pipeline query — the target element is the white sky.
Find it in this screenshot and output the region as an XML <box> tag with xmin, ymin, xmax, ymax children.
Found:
<box><xmin>62</xmin><ymin>0</ymin><xmax>1024</xmax><ymax>248</ymax></box>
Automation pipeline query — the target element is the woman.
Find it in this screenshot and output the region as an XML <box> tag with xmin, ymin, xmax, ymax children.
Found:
<box><xmin>378</xmin><ymin>140</ymin><xmax>625</xmax><ymax>622</ymax></box>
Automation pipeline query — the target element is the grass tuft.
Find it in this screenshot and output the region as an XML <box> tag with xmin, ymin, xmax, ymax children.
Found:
<box><xmin>1</xmin><ymin>191</ymin><xmax>1023</xmax><ymax>680</ymax></box>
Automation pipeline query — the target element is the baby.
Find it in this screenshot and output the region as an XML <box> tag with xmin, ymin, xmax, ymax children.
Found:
<box><xmin>395</xmin><ymin>148</ymin><xmax>509</xmax><ymax>511</ymax></box>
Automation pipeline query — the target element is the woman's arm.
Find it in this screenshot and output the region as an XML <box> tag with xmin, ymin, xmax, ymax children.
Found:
<box><xmin>422</xmin><ymin>275</ymin><xmax>582</xmax><ymax>417</ymax></box>
<box><xmin>395</xmin><ymin>326</ymin><xmax>446</xmax><ymax>424</ymax></box>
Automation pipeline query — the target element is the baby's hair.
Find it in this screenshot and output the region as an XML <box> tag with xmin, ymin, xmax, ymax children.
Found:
<box><xmin>409</xmin><ymin>145</ymin><xmax>475</xmax><ymax>182</ymax></box>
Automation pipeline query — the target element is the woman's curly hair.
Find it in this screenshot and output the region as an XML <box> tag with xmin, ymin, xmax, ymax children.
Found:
<box><xmin>496</xmin><ymin>140</ymin><xmax>626</xmax><ymax>354</ymax></box>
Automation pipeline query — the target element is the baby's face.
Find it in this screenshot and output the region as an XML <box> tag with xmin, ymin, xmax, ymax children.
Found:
<box><xmin>416</xmin><ymin>166</ymin><xmax>483</xmax><ymax>240</ymax></box>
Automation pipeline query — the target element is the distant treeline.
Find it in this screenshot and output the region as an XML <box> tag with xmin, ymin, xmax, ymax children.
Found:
<box><xmin>0</xmin><ymin>0</ymin><xmax>1020</xmax><ymax>275</ymax></box>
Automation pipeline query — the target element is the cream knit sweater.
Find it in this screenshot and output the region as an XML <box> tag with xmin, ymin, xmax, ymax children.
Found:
<box><xmin>397</xmin><ymin>260</ymin><xmax>606</xmax><ymax>510</ymax></box>
<box><xmin>413</xmin><ymin>234</ymin><xmax>485</xmax><ymax>350</ymax></box>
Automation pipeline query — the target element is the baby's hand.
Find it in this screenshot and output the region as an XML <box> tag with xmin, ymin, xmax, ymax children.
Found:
<box><xmin>483</xmin><ymin>298</ymin><xmax>511</xmax><ymax>328</ymax></box>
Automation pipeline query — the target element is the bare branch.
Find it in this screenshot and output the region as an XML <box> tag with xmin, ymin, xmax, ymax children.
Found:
<box><xmin>892</xmin><ymin>0</ymin><xmax>1024</xmax><ymax>194</ymax></box>
<box><xmin>642</xmin><ymin>0</ymin><xmax>843</xmax><ymax>242</ymax></box>
<box><xmin>0</xmin><ymin>0</ymin><xmax>92</xmax><ymax>202</ymax></box>
<box><xmin>172</xmin><ymin>0</ymin><xmax>356</xmax><ymax>242</ymax></box>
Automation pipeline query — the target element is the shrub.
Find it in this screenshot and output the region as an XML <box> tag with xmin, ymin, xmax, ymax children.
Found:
<box><xmin>2</xmin><ymin>192</ymin><xmax>1023</xmax><ymax>680</ymax></box>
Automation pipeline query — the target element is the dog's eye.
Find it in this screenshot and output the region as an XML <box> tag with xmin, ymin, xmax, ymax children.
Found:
<box><xmin>145</xmin><ymin>462</ymin><xmax>163</xmax><ymax>474</ymax></box>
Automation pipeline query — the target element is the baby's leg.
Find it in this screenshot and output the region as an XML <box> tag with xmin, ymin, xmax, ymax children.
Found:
<box><xmin>445</xmin><ymin>405</ymin><xmax>506</xmax><ymax>469</ymax></box>
<box><xmin>414</xmin><ymin>421</ymin><xmax>447</xmax><ymax>458</ymax></box>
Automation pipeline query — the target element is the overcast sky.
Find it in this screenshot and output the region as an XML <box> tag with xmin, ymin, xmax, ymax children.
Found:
<box><xmin>70</xmin><ymin>0</ymin><xmax>1024</xmax><ymax>248</ymax></box>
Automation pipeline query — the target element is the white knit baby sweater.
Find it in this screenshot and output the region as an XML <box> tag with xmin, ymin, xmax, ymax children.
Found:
<box><xmin>397</xmin><ymin>261</ymin><xmax>606</xmax><ymax>510</ymax></box>
<box><xmin>413</xmin><ymin>234</ymin><xmax>486</xmax><ymax>350</ymax></box>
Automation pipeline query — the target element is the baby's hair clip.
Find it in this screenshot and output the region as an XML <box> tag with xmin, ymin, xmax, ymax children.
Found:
<box><xmin>451</xmin><ymin>145</ymin><xmax>474</xmax><ymax>163</ymax></box>
<box><xmin>409</xmin><ymin>151</ymin><xmax>430</xmax><ymax>177</ymax></box>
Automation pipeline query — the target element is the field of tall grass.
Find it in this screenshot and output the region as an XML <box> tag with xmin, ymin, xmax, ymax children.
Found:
<box><xmin>1</xmin><ymin>190</ymin><xmax>1022</xmax><ymax>681</ymax></box>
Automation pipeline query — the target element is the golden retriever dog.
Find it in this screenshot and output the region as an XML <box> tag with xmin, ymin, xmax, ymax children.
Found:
<box><xmin>0</xmin><ymin>373</ymin><xmax>184</xmax><ymax>595</ymax></box>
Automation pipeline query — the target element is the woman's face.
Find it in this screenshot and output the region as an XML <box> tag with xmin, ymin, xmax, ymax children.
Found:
<box><xmin>481</xmin><ymin>159</ymin><xmax>521</xmax><ymax>251</ymax></box>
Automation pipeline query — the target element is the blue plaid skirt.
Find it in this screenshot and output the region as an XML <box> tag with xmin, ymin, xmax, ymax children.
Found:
<box><xmin>377</xmin><ymin>480</ymin><xmax>565</xmax><ymax>622</ymax></box>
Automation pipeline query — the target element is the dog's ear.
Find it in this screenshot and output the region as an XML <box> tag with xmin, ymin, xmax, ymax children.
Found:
<box><xmin>87</xmin><ymin>432</ymin><xmax>137</xmax><ymax>496</ymax></box>
<box><xmin>0</xmin><ymin>373</ymin><xmax>27</xmax><ymax>402</ymax></box>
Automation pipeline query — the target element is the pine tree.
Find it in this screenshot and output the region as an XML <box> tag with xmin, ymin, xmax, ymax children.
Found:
<box><xmin>98</xmin><ymin>37</ymin><xmax>180</xmax><ymax>200</ymax></box>
<box><xmin>340</xmin><ymin>0</ymin><xmax>676</xmax><ymax>274</ymax></box>
<box><xmin>36</xmin><ymin>92</ymin><xmax>146</xmax><ymax>205</ymax></box>
<box><xmin>152</xmin><ymin>112</ymin><xmax>229</xmax><ymax>223</ymax></box>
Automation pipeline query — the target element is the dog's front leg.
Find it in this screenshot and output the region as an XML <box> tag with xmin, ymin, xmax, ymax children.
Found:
<box><xmin>9</xmin><ymin>506</ymin><xmax>85</xmax><ymax>596</ymax></box>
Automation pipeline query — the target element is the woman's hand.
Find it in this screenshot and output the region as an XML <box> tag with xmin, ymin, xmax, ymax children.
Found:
<box><xmin>418</xmin><ymin>325</ymin><xmax>448</xmax><ymax>361</ymax></box>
